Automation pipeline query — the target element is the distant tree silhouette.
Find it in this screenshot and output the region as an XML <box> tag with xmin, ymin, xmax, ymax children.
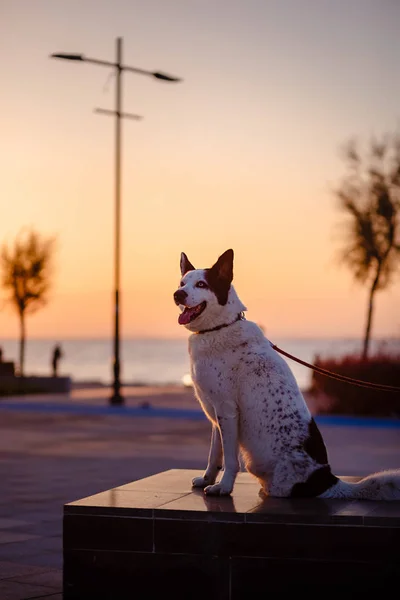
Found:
<box><xmin>1</xmin><ymin>229</ymin><xmax>55</xmax><ymax>376</ymax></box>
<box><xmin>335</xmin><ymin>133</ymin><xmax>400</xmax><ymax>359</ymax></box>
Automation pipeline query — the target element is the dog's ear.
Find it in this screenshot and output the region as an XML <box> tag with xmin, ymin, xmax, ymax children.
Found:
<box><xmin>210</xmin><ymin>249</ymin><xmax>234</xmax><ymax>283</ymax></box>
<box><xmin>180</xmin><ymin>252</ymin><xmax>195</xmax><ymax>276</ymax></box>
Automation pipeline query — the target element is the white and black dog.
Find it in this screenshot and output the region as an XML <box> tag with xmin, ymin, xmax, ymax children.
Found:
<box><xmin>174</xmin><ymin>249</ymin><xmax>400</xmax><ymax>500</ymax></box>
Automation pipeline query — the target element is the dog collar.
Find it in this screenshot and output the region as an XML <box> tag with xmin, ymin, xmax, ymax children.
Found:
<box><xmin>195</xmin><ymin>312</ymin><xmax>245</xmax><ymax>335</ymax></box>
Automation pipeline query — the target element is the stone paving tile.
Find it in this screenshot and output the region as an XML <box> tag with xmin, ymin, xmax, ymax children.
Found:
<box><xmin>11</xmin><ymin>523</ymin><xmax>62</xmax><ymax>538</ymax></box>
<box><xmin>31</xmin><ymin>595</ymin><xmax>62</xmax><ymax>600</ymax></box>
<box><xmin>0</xmin><ymin>579</ymin><xmax>57</xmax><ymax>600</ymax></box>
<box><xmin>19</xmin><ymin>553</ymin><xmax>63</xmax><ymax>569</ymax></box>
<box><xmin>40</xmin><ymin>538</ymin><xmax>62</xmax><ymax>553</ymax></box>
<box><xmin>0</xmin><ymin>533</ymin><xmax>40</xmax><ymax>545</ymax></box>
<box><xmin>7</xmin><ymin>568</ymin><xmax>62</xmax><ymax>589</ymax></box>
<box><xmin>0</xmin><ymin>543</ymin><xmax>46</xmax><ymax>562</ymax></box>
<box><xmin>0</xmin><ymin>519</ymin><xmax>30</xmax><ymax>530</ymax></box>
<box><xmin>11</xmin><ymin>512</ymin><xmax>61</xmax><ymax>524</ymax></box>
<box><xmin>0</xmin><ymin>562</ymin><xmax>51</xmax><ymax>581</ymax></box>
<box><xmin>34</xmin><ymin>595</ymin><xmax>62</xmax><ymax>600</ymax></box>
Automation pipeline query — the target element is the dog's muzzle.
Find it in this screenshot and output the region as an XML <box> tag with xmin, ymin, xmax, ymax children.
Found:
<box><xmin>174</xmin><ymin>289</ymin><xmax>188</xmax><ymax>305</ymax></box>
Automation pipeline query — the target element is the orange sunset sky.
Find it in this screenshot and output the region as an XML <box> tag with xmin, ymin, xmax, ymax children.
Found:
<box><xmin>1</xmin><ymin>0</ymin><xmax>399</xmax><ymax>340</ymax></box>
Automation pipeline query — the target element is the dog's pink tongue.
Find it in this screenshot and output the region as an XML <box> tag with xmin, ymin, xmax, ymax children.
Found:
<box><xmin>178</xmin><ymin>308</ymin><xmax>194</xmax><ymax>325</ymax></box>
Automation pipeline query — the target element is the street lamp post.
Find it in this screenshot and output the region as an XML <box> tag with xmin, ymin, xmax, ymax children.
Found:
<box><xmin>51</xmin><ymin>37</ymin><xmax>182</xmax><ymax>405</ymax></box>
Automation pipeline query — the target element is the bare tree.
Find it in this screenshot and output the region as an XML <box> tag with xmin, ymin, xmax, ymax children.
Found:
<box><xmin>335</xmin><ymin>133</ymin><xmax>400</xmax><ymax>359</ymax></box>
<box><xmin>1</xmin><ymin>229</ymin><xmax>55</xmax><ymax>376</ymax></box>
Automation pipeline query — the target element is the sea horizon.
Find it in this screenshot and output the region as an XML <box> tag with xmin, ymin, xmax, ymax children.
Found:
<box><xmin>1</xmin><ymin>336</ymin><xmax>398</xmax><ymax>391</ymax></box>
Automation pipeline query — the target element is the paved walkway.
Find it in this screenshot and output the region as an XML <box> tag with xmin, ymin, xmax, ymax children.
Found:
<box><xmin>0</xmin><ymin>389</ymin><xmax>399</xmax><ymax>599</ymax></box>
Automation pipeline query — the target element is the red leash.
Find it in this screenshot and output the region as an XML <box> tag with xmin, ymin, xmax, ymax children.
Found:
<box><xmin>271</xmin><ymin>343</ymin><xmax>400</xmax><ymax>393</ymax></box>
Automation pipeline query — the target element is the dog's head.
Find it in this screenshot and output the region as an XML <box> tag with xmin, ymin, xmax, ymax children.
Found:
<box><xmin>173</xmin><ymin>249</ymin><xmax>245</xmax><ymax>332</ymax></box>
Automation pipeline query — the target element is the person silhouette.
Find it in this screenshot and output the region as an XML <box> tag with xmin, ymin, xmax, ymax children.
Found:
<box><xmin>51</xmin><ymin>344</ymin><xmax>63</xmax><ymax>377</ymax></box>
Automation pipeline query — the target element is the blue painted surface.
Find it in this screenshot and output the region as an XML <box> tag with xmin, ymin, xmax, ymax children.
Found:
<box><xmin>0</xmin><ymin>400</ymin><xmax>399</xmax><ymax>428</ymax></box>
<box><xmin>0</xmin><ymin>401</ymin><xmax>206</xmax><ymax>420</ymax></box>
<box><xmin>315</xmin><ymin>414</ymin><xmax>400</xmax><ymax>429</ymax></box>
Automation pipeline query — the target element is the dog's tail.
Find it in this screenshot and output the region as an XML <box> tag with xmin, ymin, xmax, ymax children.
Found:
<box><xmin>321</xmin><ymin>470</ymin><xmax>400</xmax><ymax>501</ymax></box>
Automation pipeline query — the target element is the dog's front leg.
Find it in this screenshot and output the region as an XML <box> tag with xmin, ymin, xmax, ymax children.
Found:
<box><xmin>192</xmin><ymin>424</ymin><xmax>223</xmax><ymax>488</ymax></box>
<box><xmin>204</xmin><ymin>414</ymin><xmax>239</xmax><ymax>496</ymax></box>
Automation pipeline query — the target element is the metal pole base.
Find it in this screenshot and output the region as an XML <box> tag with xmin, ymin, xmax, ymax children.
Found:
<box><xmin>110</xmin><ymin>359</ymin><xmax>124</xmax><ymax>405</ymax></box>
<box><xmin>110</xmin><ymin>392</ymin><xmax>124</xmax><ymax>406</ymax></box>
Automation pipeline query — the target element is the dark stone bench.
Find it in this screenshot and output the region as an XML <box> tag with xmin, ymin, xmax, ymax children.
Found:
<box><xmin>0</xmin><ymin>375</ymin><xmax>71</xmax><ymax>395</ymax></box>
<box><xmin>0</xmin><ymin>361</ymin><xmax>15</xmax><ymax>376</ymax></box>
<box><xmin>63</xmin><ymin>469</ymin><xmax>400</xmax><ymax>599</ymax></box>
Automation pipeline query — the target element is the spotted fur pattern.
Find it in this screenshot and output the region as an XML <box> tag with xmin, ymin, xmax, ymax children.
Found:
<box><xmin>174</xmin><ymin>250</ymin><xmax>400</xmax><ymax>499</ymax></box>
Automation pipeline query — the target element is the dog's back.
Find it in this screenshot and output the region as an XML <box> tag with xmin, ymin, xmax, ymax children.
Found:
<box><xmin>190</xmin><ymin>318</ymin><xmax>338</xmax><ymax>497</ymax></box>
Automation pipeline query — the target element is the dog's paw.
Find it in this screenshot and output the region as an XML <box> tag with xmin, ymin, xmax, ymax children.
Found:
<box><xmin>192</xmin><ymin>476</ymin><xmax>209</xmax><ymax>488</ymax></box>
<box><xmin>204</xmin><ymin>483</ymin><xmax>232</xmax><ymax>496</ymax></box>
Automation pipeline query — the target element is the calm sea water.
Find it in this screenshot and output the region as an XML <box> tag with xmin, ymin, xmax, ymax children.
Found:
<box><xmin>0</xmin><ymin>337</ymin><xmax>398</xmax><ymax>391</ymax></box>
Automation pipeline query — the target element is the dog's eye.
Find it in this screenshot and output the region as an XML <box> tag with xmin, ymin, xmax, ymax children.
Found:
<box><xmin>196</xmin><ymin>281</ymin><xmax>207</xmax><ymax>288</ymax></box>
